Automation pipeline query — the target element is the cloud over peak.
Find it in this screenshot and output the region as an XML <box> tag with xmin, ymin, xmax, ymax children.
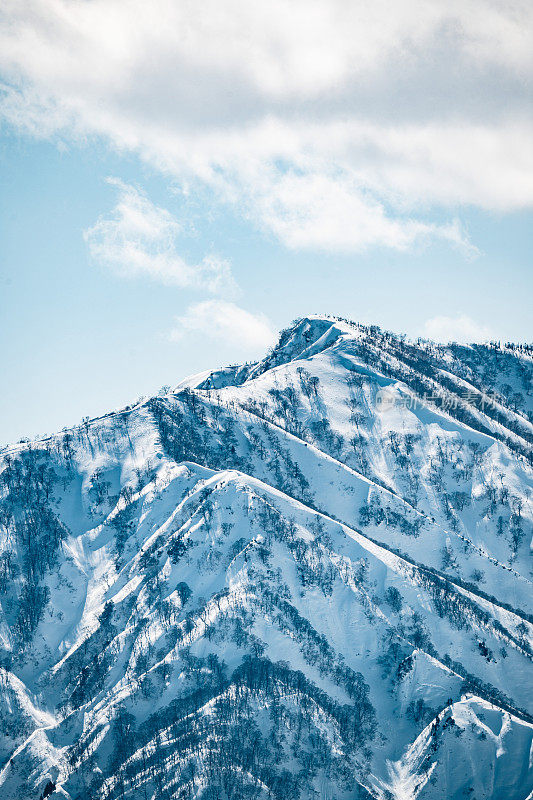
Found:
<box><xmin>170</xmin><ymin>300</ymin><xmax>276</xmax><ymax>355</ymax></box>
<box><xmin>2</xmin><ymin>0</ymin><xmax>532</xmax><ymax>254</ymax></box>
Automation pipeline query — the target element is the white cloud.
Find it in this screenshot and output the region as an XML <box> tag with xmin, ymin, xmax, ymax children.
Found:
<box><xmin>84</xmin><ymin>179</ymin><xmax>238</xmax><ymax>295</ymax></box>
<box><xmin>422</xmin><ymin>314</ymin><xmax>494</xmax><ymax>344</ymax></box>
<box><xmin>170</xmin><ymin>300</ymin><xmax>276</xmax><ymax>354</ymax></box>
<box><xmin>243</xmin><ymin>168</ymin><xmax>475</xmax><ymax>254</ymax></box>
<box><xmin>1</xmin><ymin>0</ymin><xmax>532</xmax><ymax>253</ymax></box>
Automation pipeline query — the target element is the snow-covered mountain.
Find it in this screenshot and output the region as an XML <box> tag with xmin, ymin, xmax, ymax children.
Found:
<box><xmin>0</xmin><ymin>315</ymin><xmax>532</xmax><ymax>800</ymax></box>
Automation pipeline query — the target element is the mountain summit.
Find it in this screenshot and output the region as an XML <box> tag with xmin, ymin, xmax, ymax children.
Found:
<box><xmin>0</xmin><ymin>316</ymin><xmax>532</xmax><ymax>800</ymax></box>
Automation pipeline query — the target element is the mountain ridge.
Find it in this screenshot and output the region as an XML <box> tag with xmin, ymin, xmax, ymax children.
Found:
<box><xmin>0</xmin><ymin>315</ymin><xmax>532</xmax><ymax>800</ymax></box>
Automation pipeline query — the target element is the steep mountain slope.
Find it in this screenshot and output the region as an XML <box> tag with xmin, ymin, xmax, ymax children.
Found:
<box><xmin>0</xmin><ymin>315</ymin><xmax>531</xmax><ymax>800</ymax></box>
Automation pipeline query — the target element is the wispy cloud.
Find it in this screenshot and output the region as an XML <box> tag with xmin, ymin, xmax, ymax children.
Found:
<box><xmin>170</xmin><ymin>300</ymin><xmax>276</xmax><ymax>354</ymax></box>
<box><xmin>243</xmin><ymin>168</ymin><xmax>475</xmax><ymax>254</ymax></box>
<box><xmin>2</xmin><ymin>0</ymin><xmax>532</xmax><ymax>254</ymax></box>
<box><xmin>422</xmin><ymin>314</ymin><xmax>494</xmax><ymax>344</ymax></box>
<box><xmin>84</xmin><ymin>179</ymin><xmax>238</xmax><ymax>296</ymax></box>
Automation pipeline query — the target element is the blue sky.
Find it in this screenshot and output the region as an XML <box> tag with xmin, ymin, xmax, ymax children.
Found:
<box><xmin>0</xmin><ymin>0</ymin><xmax>532</xmax><ymax>445</ymax></box>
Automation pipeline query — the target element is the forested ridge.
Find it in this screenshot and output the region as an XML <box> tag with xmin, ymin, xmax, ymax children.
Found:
<box><xmin>0</xmin><ymin>316</ymin><xmax>532</xmax><ymax>799</ymax></box>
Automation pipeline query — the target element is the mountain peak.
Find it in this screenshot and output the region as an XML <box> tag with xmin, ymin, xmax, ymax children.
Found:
<box><xmin>1</xmin><ymin>318</ymin><xmax>532</xmax><ymax>800</ymax></box>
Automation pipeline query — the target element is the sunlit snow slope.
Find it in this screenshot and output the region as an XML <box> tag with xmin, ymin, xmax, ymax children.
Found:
<box><xmin>0</xmin><ymin>316</ymin><xmax>532</xmax><ymax>800</ymax></box>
